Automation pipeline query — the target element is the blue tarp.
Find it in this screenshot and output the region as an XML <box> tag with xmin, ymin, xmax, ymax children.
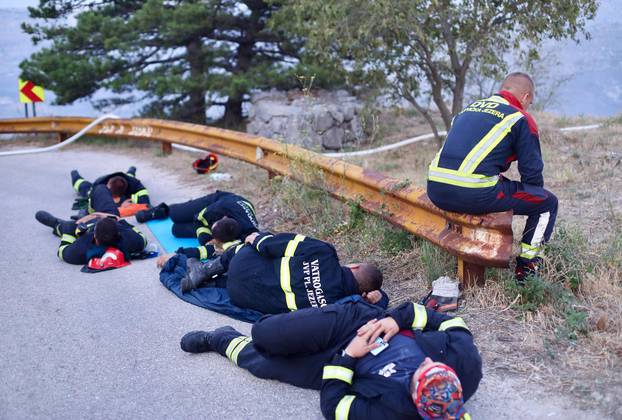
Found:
<box><xmin>159</xmin><ymin>253</ymin><xmax>390</xmax><ymax>323</ymax></box>
<box><xmin>160</xmin><ymin>253</ymin><xmax>264</xmax><ymax>323</ymax></box>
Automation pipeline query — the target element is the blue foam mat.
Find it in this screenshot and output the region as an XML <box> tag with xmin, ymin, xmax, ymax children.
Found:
<box><xmin>146</xmin><ymin>218</ymin><xmax>199</xmax><ymax>253</ymax></box>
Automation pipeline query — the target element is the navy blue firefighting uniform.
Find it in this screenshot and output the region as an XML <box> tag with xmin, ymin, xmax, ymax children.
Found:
<box><xmin>206</xmin><ymin>300</ymin><xmax>481</xmax><ymax>420</ymax></box>
<box><xmin>56</xmin><ymin>185</ymin><xmax>146</xmax><ymax>264</ymax></box>
<box><xmin>427</xmin><ymin>90</ymin><xmax>558</xmax><ymax>266</ymax></box>
<box><xmin>171</xmin><ymin>191</ymin><xmax>259</xmax><ymax>260</ymax></box>
<box><xmin>217</xmin><ymin>232</ymin><xmax>387</xmax><ymax>314</ymax></box>
<box><xmin>72</xmin><ymin>170</ymin><xmax>150</xmax><ymax>213</ymax></box>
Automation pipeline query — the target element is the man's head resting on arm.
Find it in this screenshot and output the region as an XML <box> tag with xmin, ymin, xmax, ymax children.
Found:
<box><xmin>211</xmin><ymin>216</ymin><xmax>242</xmax><ymax>245</ymax></box>
<box><xmin>106</xmin><ymin>176</ymin><xmax>128</xmax><ymax>198</ymax></box>
<box><xmin>346</xmin><ymin>263</ymin><xmax>383</xmax><ymax>293</ymax></box>
<box><xmin>500</xmin><ymin>71</ymin><xmax>535</xmax><ymax>110</ymax></box>
<box><xmin>94</xmin><ymin>217</ymin><xmax>121</xmax><ymax>247</ymax></box>
<box><xmin>410</xmin><ymin>357</ymin><xmax>467</xmax><ymax>420</ymax></box>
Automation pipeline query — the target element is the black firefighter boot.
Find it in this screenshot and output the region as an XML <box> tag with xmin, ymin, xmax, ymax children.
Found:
<box><xmin>135</xmin><ymin>202</ymin><xmax>169</xmax><ymax>223</ymax></box>
<box><xmin>35</xmin><ymin>211</ymin><xmax>74</xmax><ymax>237</ymax></box>
<box><xmin>180</xmin><ymin>326</ymin><xmax>237</xmax><ymax>353</ymax></box>
<box><xmin>180</xmin><ymin>257</ymin><xmax>227</xmax><ymax>293</ymax></box>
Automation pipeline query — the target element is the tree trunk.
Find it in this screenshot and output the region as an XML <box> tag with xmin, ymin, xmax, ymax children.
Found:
<box><xmin>184</xmin><ymin>39</ymin><xmax>207</xmax><ymax>125</ymax></box>
<box><xmin>221</xmin><ymin>1</ymin><xmax>265</xmax><ymax>129</ymax></box>
<box><xmin>222</xmin><ymin>95</ymin><xmax>243</xmax><ymax>128</ymax></box>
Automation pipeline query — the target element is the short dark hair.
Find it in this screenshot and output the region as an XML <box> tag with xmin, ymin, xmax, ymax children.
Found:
<box><xmin>355</xmin><ymin>263</ymin><xmax>383</xmax><ymax>292</ymax></box>
<box><xmin>212</xmin><ymin>216</ymin><xmax>241</xmax><ymax>243</ymax></box>
<box><xmin>95</xmin><ymin>217</ymin><xmax>121</xmax><ymax>247</ymax></box>
<box><xmin>107</xmin><ymin>176</ymin><xmax>128</xmax><ymax>197</ymax></box>
<box><xmin>501</xmin><ymin>72</ymin><xmax>534</xmax><ymax>91</ymax></box>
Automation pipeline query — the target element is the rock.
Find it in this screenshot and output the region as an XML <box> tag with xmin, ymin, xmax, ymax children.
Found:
<box><xmin>596</xmin><ymin>314</ymin><xmax>609</xmax><ymax>331</ymax></box>
<box><xmin>350</xmin><ymin>117</ymin><xmax>365</xmax><ymax>142</ymax></box>
<box><xmin>246</xmin><ymin>89</ymin><xmax>366</xmax><ymax>150</ymax></box>
<box><xmin>312</xmin><ymin>109</ymin><xmax>334</xmax><ymax>133</ymax></box>
<box><xmin>322</xmin><ymin>126</ymin><xmax>344</xmax><ymax>150</ymax></box>
<box><xmin>327</xmin><ymin>106</ymin><xmax>344</xmax><ymax>124</ymax></box>
<box><xmin>342</xmin><ymin>104</ymin><xmax>355</xmax><ymax>121</ymax></box>
<box><xmin>268</xmin><ymin>116</ymin><xmax>288</xmax><ymax>136</ymax></box>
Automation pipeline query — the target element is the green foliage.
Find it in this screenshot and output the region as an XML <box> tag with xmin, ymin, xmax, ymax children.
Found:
<box><xmin>347</xmin><ymin>212</ymin><xmax>413</xmax><ymax>256</ymax></box>
<box><xmin>347</xmin><ymin>199</ymin><xmax>365</xmax><ymax>230</ymax></box>
<box><xmin>270</xmin><ymin>175</ymin><xmax>345</xmax><ymax>236</ymax></box>
<box><xmin>543</xmin><ymin>225</ymin><xmax>592</xmax><ymax>291</ymax></box>
<box><xmin>420</xmin><ymin>242</ymin><xmax>453</xmax><ymax>283</ymax></box>
<box><xmin>504</xmin><ymin>224</ymin><xmax>594</xmax><ymax>342</ymax></box>
<box><xmin>506</xmin><ymin>274</ymin><xmax>589</xmax><ymax>341</ymax></box>
<box><xmin>508</xmin><ymin>274</ymin><xmax>547</xmax><ymax>311</ymax></box>
<box><xmin>275</xmin><ymin>0</ymin><xmax>598</xmax><ymax>143</ymax></box>
<box><xmin>20</xmin><ymin>0</ymin><xmax>345</xmax><ymax>126</ymax></box>
<box><xmin>346</xmin><ymin>198</ymin><xmax>413</xmax><ymax>254</ymax></box>
<box><xmin>380</xmin><ymin>227</ymin><xmax>412</xmax><ymax>254</ymax></box>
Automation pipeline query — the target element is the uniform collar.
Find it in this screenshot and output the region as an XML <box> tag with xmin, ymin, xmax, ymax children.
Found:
<box><xmin>341</xmin><ymin>267</ymin><xmax>360</xmax><ymax>295</ymax></box>
<box><xmin>497</xmin><ymin>90</ymin><xmax>524</xmax><ymax>110</ymax></box>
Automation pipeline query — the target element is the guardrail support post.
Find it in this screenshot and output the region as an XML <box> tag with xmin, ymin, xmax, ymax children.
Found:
<box><xmin>457</xmin><ymin>257</ymin><xmax>485</xmax><ymax>287</ymax></box>
<box><xmin>161</xmin><ymin>141</ymin><xmax>172</xmax><ymax>155</ymax></box>
<box><xmin>57</xmin><ymin>132</ymin><xmax>69</xmax><ymax>143</ymax></box>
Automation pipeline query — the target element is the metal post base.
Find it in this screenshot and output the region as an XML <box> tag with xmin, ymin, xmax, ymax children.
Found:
<box><xmin>457</xmin><ymin>258</ymin><xmax>486</xmax><ymax>287</ymax></box>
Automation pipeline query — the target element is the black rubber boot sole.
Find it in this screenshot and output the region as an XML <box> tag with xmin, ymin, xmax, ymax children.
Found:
<box><xmin>35</xmin><ymin>210</ymin><xmax>60</xmax><ymax>229</ymax></box>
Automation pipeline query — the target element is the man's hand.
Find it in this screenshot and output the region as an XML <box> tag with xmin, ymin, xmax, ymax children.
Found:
<box><xmin>76</xmin><ymin>212</ymin><xmax>119</xmax><ymax>224</ymax></box>
<box><xmin>362</xmin><ymin>290</ymin><xmax>382</xmax><ymax>304</ymax></box>
<box><xmin>157</xmin><ymin>253</ymin><xmax>174</xmax><ymax>268</ymax></box>
<box><xmin>357</xmin><ymin>317</ymin><xmax>399</xmax><ymax>343</ymax></box>
<box><xmin>344</xmin><ymin>326</ymin><xmax>380</xmax><ymax>358</ymax></box>
<box><xmin>245</xmin><ymin>232</ymin><xmax>259</xmax><ymax>245</ymax></box>
<box><xmin>120</xmin><ymin>199</ymin><xmax>133</xmax><ymax>208</ymax></box>
<box><xmin>76</xmin><ymin>213</ymin><xmax>98</xmax><ymax>224</ymax></box>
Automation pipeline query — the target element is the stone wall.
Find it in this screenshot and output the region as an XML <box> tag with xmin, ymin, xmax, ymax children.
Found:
<box><xmin>246</xmin><ymin>89</ymin><xmax>366</xmax><ymax>150</ymax></box>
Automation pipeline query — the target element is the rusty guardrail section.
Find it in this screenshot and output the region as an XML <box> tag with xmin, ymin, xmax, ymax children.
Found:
<box><xmin>0</xmin><ymin>116</ymin><xmax>513</xmax><ymax>285</ymax></box>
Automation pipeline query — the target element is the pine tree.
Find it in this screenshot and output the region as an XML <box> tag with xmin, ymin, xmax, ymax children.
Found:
<box><xmin>21</xmin><ymin>0</ymin><xmax>338</xmax><ymax>127</ymax></box>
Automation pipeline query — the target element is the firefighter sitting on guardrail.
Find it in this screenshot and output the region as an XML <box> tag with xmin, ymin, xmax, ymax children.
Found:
<box><xmin>427</xmin><ymin>72</ymin><xmax>558</xmax><ymax>283</ymax></box>
<box><xmin>137</xmin><ymin>190</ymin><xmax>259</xmax><ymax>260</ymax></box>
<box><xmin>70</xmin><ymin>166</ymin><xmax>151</xmax><ymax>216</ymax></box>
<box><xmin>35</xmin><ymin>184</ymin><xmax>147</xmax><ymax>266</ymax></box>
<box><xmin>159</xmin><ymin>231</ymin><xmax>388</xmax><ymax>313</ymax></box>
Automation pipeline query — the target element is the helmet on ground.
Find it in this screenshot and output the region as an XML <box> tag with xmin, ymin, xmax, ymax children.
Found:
<box><xmin>82</xmin><ymin>247</ymin><xmax>130</xmax><ymax>273</ymax></box>
<box><xmin>192</xmin><ymin>153</ymin><xmax>219</xmax><ymax>174</ymax></box>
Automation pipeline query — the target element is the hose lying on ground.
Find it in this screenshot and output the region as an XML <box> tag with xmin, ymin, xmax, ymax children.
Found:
<box><xmin>0</xmin><ymin>114</ymin><xmax>119</xmax><ymax>157</ymax></box>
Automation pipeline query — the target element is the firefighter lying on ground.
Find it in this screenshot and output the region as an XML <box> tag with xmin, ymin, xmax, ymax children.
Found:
<box><xmin>35</xmin><ymin>183</ymin><xmax>147</xmax><ymax>265</ymax></box>
<box><xmin>136</xmin><ymin>190</ymin><xmax>259</xmax><ymax>260</ymax></box>
<box><xmin>427</xmin><ymin>72</ymin><xmax>558</xmax><ymax>282</ymax></box>
<box><xmin>70</xmin><ymin>166</ymin><xmax>150</xmax><ymax>217</ymax></box>
<box><xmin>157</xmin><ymin>231</ymin><xmax>387</xmax><ymax>313</ymax></box>
<box><xmin>180</xmin><ymin>299</ymin><xmax>481</xmax><ymax>420</ymax></box>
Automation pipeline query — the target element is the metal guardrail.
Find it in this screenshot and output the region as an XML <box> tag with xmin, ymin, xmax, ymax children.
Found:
<box><xmin>0</xmin><ymin>116</ymin><xmax>513</xmax><ymax>285</ymax></box>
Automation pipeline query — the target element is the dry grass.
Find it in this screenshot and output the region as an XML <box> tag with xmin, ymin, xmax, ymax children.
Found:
<box><xmin>244</xmin><ymin>109</ymin><xmax>621</xmax><ymax>412</ymax></box>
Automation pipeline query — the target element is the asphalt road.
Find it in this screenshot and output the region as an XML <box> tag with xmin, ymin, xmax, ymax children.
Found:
<box><xmin>0</xmin><ymin>147</ymin><xmax>606</xmax><ymax>420</ymax></box>
<box><xmin>0</xmin><ymin>149</ymin><xmax>320</xmax><ymax>420</ymax></box>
